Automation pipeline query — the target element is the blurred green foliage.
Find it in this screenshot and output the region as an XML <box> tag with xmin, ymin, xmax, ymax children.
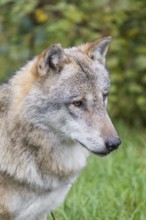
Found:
<box><xmin>0</xmin><ymin>0</ymin><xmax>146</xmax><ymax>126</ymax></box>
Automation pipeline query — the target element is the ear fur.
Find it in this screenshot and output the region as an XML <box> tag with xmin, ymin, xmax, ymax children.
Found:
<box><xmin>81</xmin><ymin>36</ymin><xmax>112</xmax><ymax>64</ymax></box>
<box><xmin>38</xmin><ymin>44</ymin><xmax>65</xmax><ymax>76</ymax></box>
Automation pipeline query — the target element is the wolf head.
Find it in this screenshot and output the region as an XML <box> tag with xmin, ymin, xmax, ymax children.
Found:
<box><xmin>20</xmin><ymin>37</ymin><xmax>121</xmax><ymax>156</ymax></box>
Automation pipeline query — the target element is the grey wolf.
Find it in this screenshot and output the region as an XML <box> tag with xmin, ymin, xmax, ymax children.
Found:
<box><xmin>0</xmin><ymin>37</ymin><xmax>121</xmax><ymax>220</ymax></box>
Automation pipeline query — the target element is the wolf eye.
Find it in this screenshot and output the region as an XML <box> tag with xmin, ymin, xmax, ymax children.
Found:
<box><xmin>103</xmin><ymin>93</ymin><xmax>108</xmax><ymax>107</ymax></box>
<box><xmin>103</xmin><ymin>94</ymin><xmax>107</xmax><ymax>102</ymax></box>
<box><xmin>72</xmin><ymin>101</ymin><xmax>83</xmax><ymax>107</ymax></box>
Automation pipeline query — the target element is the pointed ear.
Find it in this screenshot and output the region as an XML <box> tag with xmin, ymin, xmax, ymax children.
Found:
<box><xmin>38</xmin><ymin>44</ymin><xmax>65</xmax><ymax>76</ymax></box>
<box><xmin>81</xmin><ymin>36</ymin><xmax>112</xmax><ymax>64</ymax></box>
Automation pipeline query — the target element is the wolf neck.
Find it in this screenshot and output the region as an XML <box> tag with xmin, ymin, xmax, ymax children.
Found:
<box><xmin>1</xmin><ymin>117</ymin><xmax>89</xmax><ymax>189</ymax></box>
<box><xmin>39</xmin><ymin>130</ymin><xmax>90</xmax><ymax>176</ymax></box>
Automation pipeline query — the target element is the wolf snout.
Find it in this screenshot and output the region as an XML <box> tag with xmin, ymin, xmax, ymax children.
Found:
<box><xmin>105</xmin><ymin>137</ymin><xmax>121</xmax><ymax>152</ymax></box>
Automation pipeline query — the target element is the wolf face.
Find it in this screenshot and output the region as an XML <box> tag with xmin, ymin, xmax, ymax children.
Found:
<box><xmin>22</xmin><ymin>37</ymin><xmax>121</xmax><ymax>156</ymax></box>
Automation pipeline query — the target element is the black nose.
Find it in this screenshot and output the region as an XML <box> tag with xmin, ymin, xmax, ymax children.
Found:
<box><xmin>105</xmin><ymin>138</ymin><xmax>121</xmax><ymax>152</ymax></box>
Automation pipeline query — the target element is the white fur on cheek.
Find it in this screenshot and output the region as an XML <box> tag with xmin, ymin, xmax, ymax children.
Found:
<box><xmin>68</xmin><ymin>120</ymin><xmax>105</xmax><ymax>153</ymax></box>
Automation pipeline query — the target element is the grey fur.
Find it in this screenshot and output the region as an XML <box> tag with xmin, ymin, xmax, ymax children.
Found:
<box><xmin>0</xmin><ymin>37</ymin><xmax>120</xmax><ymax>220</ymax></box>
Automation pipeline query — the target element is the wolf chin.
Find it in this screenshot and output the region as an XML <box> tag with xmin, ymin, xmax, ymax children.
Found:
<box><xmin>0</xmin><ymin>37</ymin><xmax>121</xmax><ymax>220</ymax></box>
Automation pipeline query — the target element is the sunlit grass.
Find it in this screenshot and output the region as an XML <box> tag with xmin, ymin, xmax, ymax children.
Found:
<box><xmin>48</xmin><ymin>123</ymin><xmax>146</xmax><ymax>220</ymax></box>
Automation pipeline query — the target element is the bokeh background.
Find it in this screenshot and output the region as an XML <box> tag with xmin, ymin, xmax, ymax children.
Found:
<box><xmin>0</xmin><ymin>1</ymin><xmax>146</xmax><ymax>220</ymax></box>
<box><xmin>0</xmin><ymin>0</ymin><xmax>146</xmax><ymax>127</ymax></box>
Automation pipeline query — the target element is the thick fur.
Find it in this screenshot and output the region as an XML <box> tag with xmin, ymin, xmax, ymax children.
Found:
<box><xmin>0</xmin><ymin>37</ymin><xmax>120</xmax><ymax>220</ymax></box>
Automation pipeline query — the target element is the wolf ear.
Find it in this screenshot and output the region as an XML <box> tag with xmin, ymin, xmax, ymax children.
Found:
<box><xmin>38</xmin><ymin>44</ymin><xmax>65</xmax><ymax>76</ymax></box>
<box><xmin>81</xmin><ymin>37</ymin><xmax>112</xmax><ymax>64</ymax></box>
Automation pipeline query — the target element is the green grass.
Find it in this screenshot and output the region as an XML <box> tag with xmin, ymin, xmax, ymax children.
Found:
<box><xmin>48</xmin><ymin>123</ymin><xmax>146</xmax><ymax>220</ymax></box>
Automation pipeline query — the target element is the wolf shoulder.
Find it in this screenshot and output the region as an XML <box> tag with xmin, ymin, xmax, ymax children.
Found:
<box><xmin>0</xmin><ymin>83</ymin><xmax>10</xmax><ymax>115</ymax></box>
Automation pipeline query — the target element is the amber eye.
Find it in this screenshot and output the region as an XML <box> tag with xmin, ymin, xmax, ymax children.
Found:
<box><xmin>72</xmin><ymin>101</ymin><xmax>83</xmax><ymax>107</ymax></box>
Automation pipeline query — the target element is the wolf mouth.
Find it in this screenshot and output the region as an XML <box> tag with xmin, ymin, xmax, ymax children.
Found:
<box><xmin>77</xmin><ymin>141</ymin><xmax>110</xmax><ymax>156</ymax></box>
